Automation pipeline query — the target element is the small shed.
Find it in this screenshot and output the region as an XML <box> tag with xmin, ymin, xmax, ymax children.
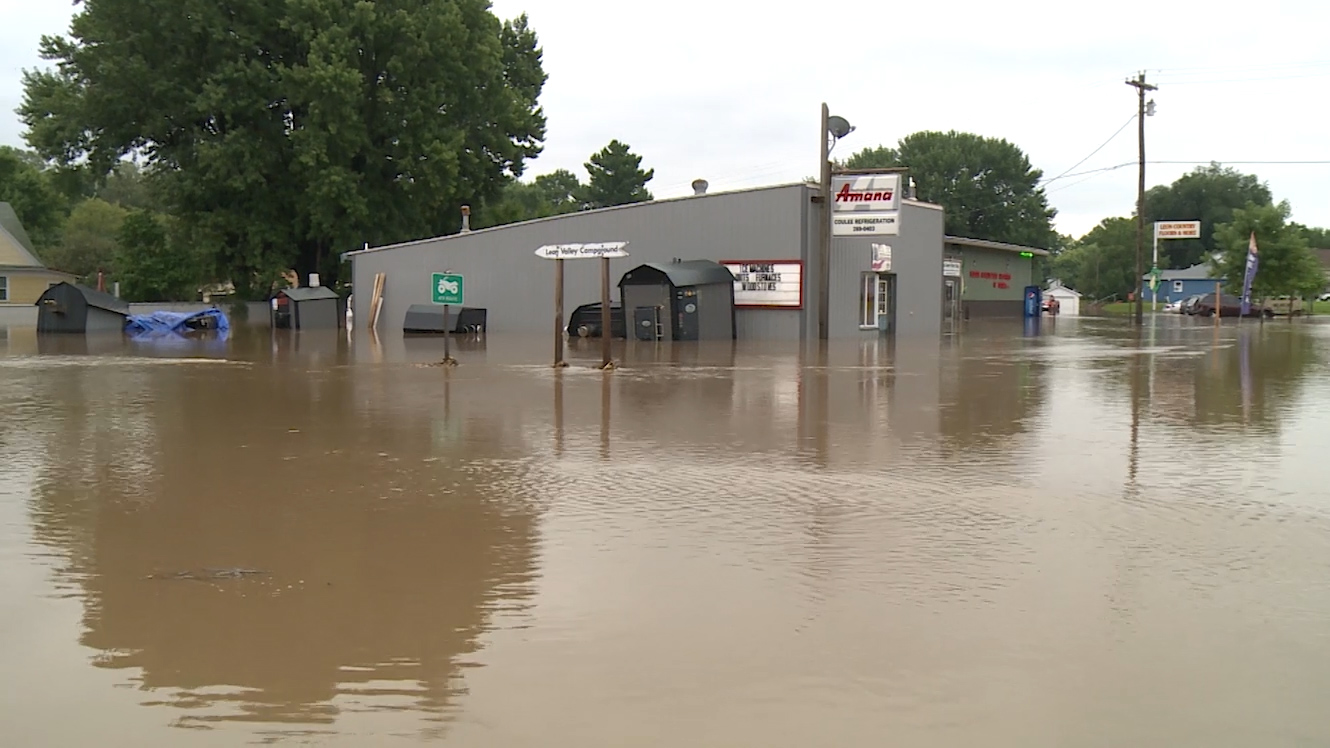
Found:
<box><xmin>1044</xmin><ymin>282</ymin><xmax>1082</xmax><ymax>316</ymax></box>
<box><xmin>35</xmin><ymin>282</ymin><xmax>130</xmax><ymax>334</ymax></box>
<box><xmin>272</xmin><ymin>286</ymin><xmax>341</xmax><ymax>329</ymax></box>
<box><xmin>618</xmin><ymin>259</ymin><xmax>736</xmax><ymax>342</ymax></box>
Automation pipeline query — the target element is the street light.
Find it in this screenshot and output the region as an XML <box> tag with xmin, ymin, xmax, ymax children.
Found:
<box><xmin>818</xmin><ymin>104</ymin><xmax>854</xmax><ymax>341</ymax></box>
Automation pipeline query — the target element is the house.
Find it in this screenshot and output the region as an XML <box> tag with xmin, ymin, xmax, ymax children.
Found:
<box><xmin>1140</xmin><ymin>263</ymin><xmax>1223</xmax><ymax>304</ymax></box>
<box><xmin>1</xmin><ymin>202</ymin><xmax>77</xmax><ymax>311</ymax></box>
<box><xmin>1044</xmin><ymin>281</ymin><xmax>1082</xmax><ymax>316</ymax></box>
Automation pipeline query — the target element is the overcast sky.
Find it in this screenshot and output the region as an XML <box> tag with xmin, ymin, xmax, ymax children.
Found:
<box><xmin>3</xmin><ymin>0</ymin><xmax>1327</xmax><ymax>239</ymax></box>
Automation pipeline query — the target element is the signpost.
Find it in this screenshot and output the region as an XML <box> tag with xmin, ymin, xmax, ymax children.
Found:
<box><xmin>431</xmin><ymin>272</ymin><xmax>463</xmax><ymax>365</ymax></box>
<box><xmin>534</xmin><ymin>243</ymin><xmax>629</xmax><ymax>369</ymax></box>
<box><xmin>1151</xmin><ymin>220</ymin><xmax>1201</xmax><ymax>310</ymax></box>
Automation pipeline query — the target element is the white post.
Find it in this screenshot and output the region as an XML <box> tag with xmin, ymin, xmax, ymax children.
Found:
<box><xmin>1150</xmin><ymin>225</ymin><xmax>1159</xmax><ymax>312</ymax></box>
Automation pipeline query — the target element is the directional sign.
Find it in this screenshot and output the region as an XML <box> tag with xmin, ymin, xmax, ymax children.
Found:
<box><xmin>432</xmin><ymin>273</ymin><xmax>464</xmax><ymax>305</ymax></box>
<box><xmin>534</xmin><ymin>242</ymin><xmax>630</xmax><ymax>260</ymax></box>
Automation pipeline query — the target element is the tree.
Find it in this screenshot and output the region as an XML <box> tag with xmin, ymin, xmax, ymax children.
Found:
<box><xmin>477</xmin><ymin>168</ymin><xmax>583</xmax><ymax>227</ymax></box>
<box><xmin>115</xmin><ymin>210</ymin><xmax>201</xmax><ymax>302</ymax></box>
<box><xmin>1291</xmin><ymin>223</ymin><xmax>1330</xmax><ymax>250</ymax></box>
<box><xmin>20</xmin><ymin>1</ymin><xmax>548</xmax><ymax>287</ymax></box>
<box><xmin>576</xmin><ymin>140</ymin><xmax>653</xmax><ymax>209</ymax></box>
<box><xmin>44</xmin><ymin>198</ymin><xmax>128</xmax><ymax>281</ymax></box>
<box><xmin>1050</xmin><ymin>217</ymin><xmax>1139</xmax><ymax>302</ymax></box>
<box><xmin>1211</xmin><ymin>202</ymin><xmax>1323</xmax><ymax>300</ymax></box>
<box><xmin>0</xmin><ymin>146</ymin><xmax>68</xmax><ymax>251</ymax></box>
<box><xmin>841</xmin><ymin>131</ymin><xmax>1057</xmax><ymax>249</ymax></box>
<box><xmin>1143</xmin><ymin>163</ymin><xmax>1273</xmax><ymax>269</ymax></box>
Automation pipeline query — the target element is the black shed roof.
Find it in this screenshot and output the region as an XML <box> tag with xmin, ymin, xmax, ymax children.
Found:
<box><xmin>618</xmin><ymin>260</ymin><xmax>736</xmax><ymax>288</ymax></box>
<box><xmin>279</xmin><ymin>286</ymin><xmax>340</xmax><ymax>301</ymax></box>
<box><xmin>39</xmin><ymin>282</ymin><xmax>130</xmax><ymax>315</ymax></box>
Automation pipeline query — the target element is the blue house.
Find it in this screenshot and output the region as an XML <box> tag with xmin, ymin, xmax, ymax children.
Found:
<box><xmin>1141</xmin><ymin>263</ymin><xmax>1224</xmax><ymax>303</ymax></box>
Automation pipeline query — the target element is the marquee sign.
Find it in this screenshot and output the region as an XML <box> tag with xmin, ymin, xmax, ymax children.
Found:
<box><xmin>722</xmin><ymin>260</ymin><xmax>803</xmax><ymax>308</ymax></box>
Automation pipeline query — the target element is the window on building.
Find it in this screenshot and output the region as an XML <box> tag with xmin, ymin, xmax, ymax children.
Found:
<box><xmin>1173</xmin><ymin>280</ymin><xmax>1183</xmax><ymax>293</ymax></box>
<box><xmin>0</xmin><ymin>276</ymin><xmax>8</xmax><ymax>302</ymax></box>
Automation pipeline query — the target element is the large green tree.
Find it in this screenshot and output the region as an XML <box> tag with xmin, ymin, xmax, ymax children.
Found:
<box><xmin>842</xmin><ymin>131</ymin><xmax>1057</xmax><ymax>249</ymax></box>
<box><xmin>44</xmin><ymin>198</ymin><xmax>128</xmax><ymax>281</ymax></box>
<box><xmin>576</xmin><ymin>140</ymin><xmax>653</xmax><ymax>209</ymax></box>
<box><xmin>1049</xmin><ymin>217</ymin><xmax>1139</xmax><ymax>302</ymax></box>
<box><xmin>20</xmin><ymin>0</ymin><xmax>548</xmax><ymax>290</ymax></box>
<box><xmin>115</xmin><ymin>210</ymin><xmax>202</xmax><ymax>302</ymax></box>
<box><xmin>478</xmin><ymin>168</ymin><xmax>583</xmax><ymax>227</ymax></box>
<box><xmin>1143</xmin><ymin>163</ymin><xmax>1273</xmax><ymax>269</ymax></box>
<box><xmin>1211</xmin><ymin>202</ymin><xmax>1323</xmax><ymax>300</ymax></box>
<box><xmin>0</xmin><ymin>146</ymin><xmax>67</xmax><ymax>251</ymax></box>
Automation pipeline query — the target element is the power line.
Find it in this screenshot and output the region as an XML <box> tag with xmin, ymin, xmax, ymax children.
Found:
<box><xmin>1043</xmin><ymin>114</ymin><xmax>1137</xmax><ymax>186</ymax></box>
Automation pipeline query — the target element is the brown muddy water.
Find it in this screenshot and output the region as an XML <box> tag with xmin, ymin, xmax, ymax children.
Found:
<box><xmin>3</xmin><ymin>316</ymin><xmax>1330</xmax><ymax>747</ymax></box>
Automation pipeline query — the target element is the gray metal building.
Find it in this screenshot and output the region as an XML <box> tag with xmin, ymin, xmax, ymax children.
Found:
<box><xmin>344</xmin><ymin>180</ymin><xmax>1046</xmax><ymax>341</ymax></box>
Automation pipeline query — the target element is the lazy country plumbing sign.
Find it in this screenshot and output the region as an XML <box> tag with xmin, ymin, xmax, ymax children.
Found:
<box><xmin>831</xmin><ymin>174</ymin><xmax>901</xmax><ymax>236</ymax></box>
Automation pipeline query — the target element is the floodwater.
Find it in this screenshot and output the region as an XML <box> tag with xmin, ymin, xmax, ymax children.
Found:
<box><xmin>3</xmin><ymin>315</ymin><xmax>1330</xmax><ymax>747</ymax></box>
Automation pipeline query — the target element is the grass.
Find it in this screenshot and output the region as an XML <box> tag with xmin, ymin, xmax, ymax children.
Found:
<box><xmin>1092</xmin><ymin>300</ymin><xmax>1330</xmax><ymax>316</ymax></box>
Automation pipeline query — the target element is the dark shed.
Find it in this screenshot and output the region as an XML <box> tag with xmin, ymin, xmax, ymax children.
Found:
<box><xmin>402</xmin><ymin>304</ymin><xmax>488</xmax><ymax>334</ymax></box>
<box><xmin>272</xmin><ymin>286</ymin><xmax>341</xmax><ymax>329</ymax></box>
<box><xmin>36</xmin><ymin>282</ymin><xmax>130</xmax><ymax>334</ymax></box>
<box><xmin>618</xmin><ymin>260</ymin><xmax>736</xmax><ymax>342</ymax></box>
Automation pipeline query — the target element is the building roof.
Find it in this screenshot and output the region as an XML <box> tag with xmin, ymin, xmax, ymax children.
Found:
<box><xmin>1142</xmin><ymin>263</ymin><xmax>1215</xmax><ymax>281</ymax></box>
<box><xmin>45</xmin><ymin>282</ymin><xmax>131</xmax><ymax>314</ymax></box>
<box><xmin>619</xmin><ymin>260</ymin><xmax>736</xmax><ymax>288</ymax></box>
<box><xmin>279</xmin><ymin>286</ymin><xmax>340</xmax><ymax>301</ymax></box>
<box><xmin>1045</xmin><ymin>282</ymin><xmax>1082</xmax><ymax>297</ymax></box>
<box><xmin>944</xmin><ymin>235</ymin><xmax>1050</xmax><ymax>257</ymax></box>
<box><xmin>342</xmin><ymin>182</ymin><xmax>812</xmax><ymax>259</ymax></box>
<box><xmin>0</xmin><ymin>202</ymin><xmax>45</xmax><ymax>269</ymax></box>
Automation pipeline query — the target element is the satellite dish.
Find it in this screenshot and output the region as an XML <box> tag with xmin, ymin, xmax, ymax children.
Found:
<box><xmin>827</xmin><ymin>115</ymin><xmax>854</xmax><ymax>139</ymax></box>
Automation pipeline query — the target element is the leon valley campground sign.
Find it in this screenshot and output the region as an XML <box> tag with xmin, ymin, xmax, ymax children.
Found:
<box><xmin>432</xmin><ymin>273</ymin><xmax>464</xmax><ymax>305</ymax></box>
<box><xmin>534</xmin><ymin>242</ymin><xmax>630</xmax><ymax>259</ymax></box>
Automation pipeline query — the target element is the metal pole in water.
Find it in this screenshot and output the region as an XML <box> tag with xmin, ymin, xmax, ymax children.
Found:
<box><xmin>442</xmin><ymin>304</ymin><xmax>454</xmax><ymax>364</ymax></box>
<box><xmin>554</xmin><ymin>258</ymin><xmax>566</xmax><ymax>367</ymax></box>
<box><xmin>1215</xmin><ymin>280</ymin><xmax>1222</xmax><ymax>328</ymax></box>
<box><xmin>600</xmin><ymin>256</ymin><xmax>612</xmax><ymax>369</ymax></box>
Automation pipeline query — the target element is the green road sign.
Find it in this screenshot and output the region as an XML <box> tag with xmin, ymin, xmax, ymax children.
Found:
<box><xmin>432</xmin><ymin>273</ymin><xmax>464</xmax><ymax>305</ymax></box>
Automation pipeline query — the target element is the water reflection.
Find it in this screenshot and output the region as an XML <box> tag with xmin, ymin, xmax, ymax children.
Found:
<box><xmin>16</xmin><ymin>351</ymin><xmax>539</xmax><ymax>737</ymax></box>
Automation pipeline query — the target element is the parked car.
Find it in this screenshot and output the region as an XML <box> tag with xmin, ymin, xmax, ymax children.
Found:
<box><xmin>1318</xmin><ymin>292</ymin><xmax>1330</xmax><ymax>302</ymax></box>
<box><xmin>1162</xmin><ymin>299</ymin><xmax>1183</xmax><ymax>313</ymax></box>
<box><xmin>1192</xmin><ymin>292</ymin><xmax>1270</xmax><ymax>318</ymax></box>
<box><xmin>1180</xmin><ymin>295</ymin><xmax>1203</xmax><ymax>315</ymax></box>
<box><xmin>1264</xmin><ymin>296</ymin><xmax>1305</xmax><ymax>316</ymax></box>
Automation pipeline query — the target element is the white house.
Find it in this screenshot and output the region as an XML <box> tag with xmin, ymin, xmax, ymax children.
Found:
<box><xmin>1044</xmin><ymin>281</ymin><xmax>1082</xmax><ymax>316</ymax></box>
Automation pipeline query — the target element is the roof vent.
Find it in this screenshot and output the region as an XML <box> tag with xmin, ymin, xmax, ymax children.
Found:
<box><xmin>691</xmin><ymin>179</ymin><xmax>709</xmax><ymax>195</ymax></box>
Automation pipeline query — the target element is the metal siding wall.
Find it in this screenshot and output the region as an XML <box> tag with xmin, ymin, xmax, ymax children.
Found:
<box><xmin>622</xmin><ymin>284</ymin><xmax>672</xmax><ymax>341</ymax></box>
<box><xmin>85</xmin><ymin>308</ymin><xmax>125</xmax><ymax>333</ymax></box>
<box><xmin>350</xmin><ymin>185</ymin><xmax>809</xmax><ymax>340</ymax></box>
<box><xmin>827</xmin><ymin>201</ymin><xmax>943</xmax><ymax>337</ymax></box>
<box><xmin>957</xmin><ymin>247</ymin><xmax>1031</xmax><ymax>302</ymax></box>
<box><xmin>696</xmin><ymin>283</ymin><xmax>731</xmax><ymax>340</ymax></box>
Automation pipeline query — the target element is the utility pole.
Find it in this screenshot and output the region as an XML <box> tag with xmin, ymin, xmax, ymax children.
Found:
<box><xmin>817</xmin><ymin>102</ymin><xmax>831</xmax><ymax>341</ymax></box>
<box><xmin>1126</xmin><ymin>72</ymin><xmax>1156</xmax><ymax>326</ymax></box>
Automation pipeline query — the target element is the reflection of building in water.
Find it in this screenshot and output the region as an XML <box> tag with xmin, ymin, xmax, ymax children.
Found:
<box><xmin>22</xmin><ymin>360</ymin><xmax>539</xmax><ymax>735</ymax></box>
<box><xmin>935</xmin><ymin>339</ymin><xmax>1048</xmax><ymax>455</ymax></box>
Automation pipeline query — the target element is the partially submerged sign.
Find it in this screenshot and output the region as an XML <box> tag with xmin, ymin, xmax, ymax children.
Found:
<box><xmin>534</xmin><ymin>242</ymin><xmax>630</xmax><ymax>260</ymax></box>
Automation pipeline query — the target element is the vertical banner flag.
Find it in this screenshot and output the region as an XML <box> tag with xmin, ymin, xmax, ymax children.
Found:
<box><xmin>1240</xmin><ymin>232</ymin><xmax>1260</xmax><ymax>316</ymax></box>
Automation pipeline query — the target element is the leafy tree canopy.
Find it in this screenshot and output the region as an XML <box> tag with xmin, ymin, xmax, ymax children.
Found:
<box><xmin>1143</xmin><ymin>163</ymin><xmax>1273</xmax><ymax>268</ymax></box>
<box><xmin>477</xmin><ymin>168</ymin><xmax>583</xmax><ymax>228</ymax></box>
<box><xmin>45</xmin><ymin>198</ymin><xmax>128</xmax><ymax>281</ymax></box>
<box><xmin>0</xmin><ymin>146</ymin><xmax>67</xmax><ymax>251</ymax></box>
<box><xmin>1211</xmin><ymin>202</ymin><xmax>1323</xmax><ymax>299</ymax></box>
<box><xmin>576</xmin><ymin>140</ymin><xmax>653</xmax><ymax>209</ymax></box>
<box><xmin>115</xmin><ymin>210</ymin><xmax>202</xmax><ymax>302</ymax></box>
<box><xmin>1049</xmin><ymin>217</ymin><xmax>1138</xmax><ymax>302</ymax></box>
<box><xmin>20</xmin><ymin>0</ymin><xmax>548</xmax><ymax>287</ymax></box>
<box><xmin>842</xmin><ymin>131</ymin><xmax>1057</xmax><ymax>249</ymax></box>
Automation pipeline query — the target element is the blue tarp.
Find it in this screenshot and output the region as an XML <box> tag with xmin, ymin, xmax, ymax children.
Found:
<box><xmin>125</xmin><ymin>309</ymin><xmax>230</xmax><ymax>340</ymax></box>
